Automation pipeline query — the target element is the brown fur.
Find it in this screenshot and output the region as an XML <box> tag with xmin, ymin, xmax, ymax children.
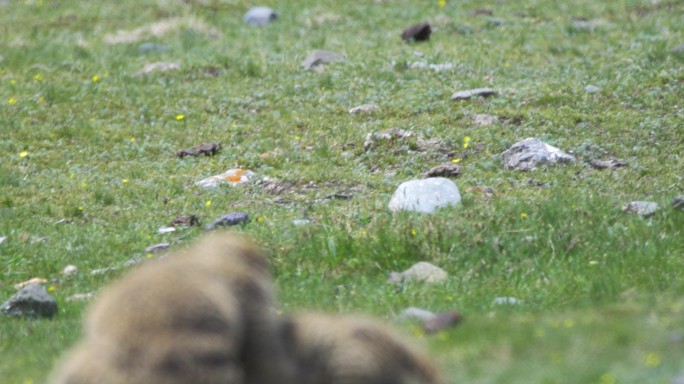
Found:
<box><xmin>48</xmin><ymin>233</ymin><xmax>295</xmax><ymax>384</ymax></box>
<box><xmin>287</xmin><ymin>312</ymin><xmax>444</xmax><ymax>384</ymax></box>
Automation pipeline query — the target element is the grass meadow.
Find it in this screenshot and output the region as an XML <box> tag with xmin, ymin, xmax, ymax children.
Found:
<box><xmin>1</xmin><ymin>0</ymin><xmax>683</xmax><ymax>383</ymax></box>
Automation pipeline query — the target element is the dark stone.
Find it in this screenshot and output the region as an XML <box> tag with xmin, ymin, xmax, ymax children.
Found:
<box><xmin>672</xmin><ymin>196</ymin><xmax>684</xmax><ymax>211</ymax></box>
<box><xmin>205</xmin><ymin>212</ymin><xmax>250</xmax><ymax>231</ymax></box>
<box><xmin>423</xmin><ymin>163</ymin><xmax>462</xmax><ymax>178</ymax></box>
<box><xmin>176</xmin><ymin>143</ymin><xmax>221</xmax><ymax>158</ymax></box>
<box><xmin>2</xmin><ymin>284</ymin><xmax>58</xmax><ymax>318</ymax></box>
<box><xmin>170</xmin><ymin>214</ymin><xmax>201</xmax><ymax>227</ymax></box>
<box><xmin>589</xmin><ymin>158</ymin><xmax>627</xmax><ymax>169</ymax></box>
<box><xmin>401</xmin><ymin>23</ymin><xmax>432</xmax><ymax>42</ymax></box>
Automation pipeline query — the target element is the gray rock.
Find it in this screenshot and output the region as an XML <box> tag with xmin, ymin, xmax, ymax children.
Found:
<box><xmin>409</xmin><ymin>61</ymin><xmax>454</xmax><ymax>72</ymax></box>
<box><xmin>493</xmin><ymin>297</ymin><xmax>522</xmax><ymax>305</ymax></box>
<box><xmin>2</xmin><ymin>284</ymin><xmax>58</xmax><ymax>318</ymax></box>
<box><xmin>349</xmin><ymin>103</ymin><xmax>381</xmax><ymax>114</ymax></box>
<box><xmin>622</xmin><ymin>201</ymin><xmax>659</xmax><ymax>217</ymax></box>
<box><xmin>302</xmin><ymin>50</ymin><xmax>346</xmax><ymax>70</ymax></box>
<box><xmin>672</xmin><ymin>371</ymin><xmax>684</xmax><ymax>384</ymax></box>
<box><xmin>398</xmin><ymin>307</ymin><xmax>437</xmax><ymax>322</ymax></box>
<box><xmin>243</xmin><ymin>7</ymin><xmax>278</xmax><ymax>26</ymax></box>
<box><xmin>673</xmin><ymin>196</ymin><xmax>684</xmax><ymax>211</ymax></box>
<box><xmin>501</xmin><ymin>138</ymin><xmax>576</xmax><ymax>171</ymax></box>
<box><xmin>363</xmin><ymin>128</ymin><xmax>412</xmax><ymax>152</ymax></box>
<box><xmin>145</xmin><ymin>242</ymin><xmax>171</xmax><ymax>254</ymax></box>
<box><xmin>0</xmin><ymin>236</ymin><xmax>5</xmax><ymax>245</ymax></box>
<box><xmin>62</xmin><ymin>265</ymin><xmax>78</xmax><ymax>276</ymax></box>
<box><xmin>205</xmin><ymin>212</ymin><xmax>250</xmax><ymax>230</ymax></box>
<box><xmin>451</xmin><ymin>88</ymin><xmax>497</xmax><ymax>101</ymax></box>
<box><xmin>389</xmin><ymin>262</ymin><xmax>448</xmax><ymax>284</ymax></box>
<box><xmin>584</xmin><ymin>84</ymin><xmax>600</xmax><ymax>93</ymax></box>
<box><xmin>672</xmin><ymin>44</ymin><xmax>684</xmax><ymax>56</ymax></box>
<box><xmin>388</xmin><ymin>177</ymin><xmax>461</xmax><ymax>214</ymax></box>
<box><xmin>472</xmin><ymin>113</ymin><xmax>498</xmax><ymax>126</ymax></box>
<box><xmin>292</xmin><ymin>219</ymin><xmax>311</xmax><ymax>226</ymax></box>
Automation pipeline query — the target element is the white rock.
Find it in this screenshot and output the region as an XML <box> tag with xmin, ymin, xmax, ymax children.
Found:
<box><xmin>451</xmin><ymin>88</ymin><xmax>497</xmax><ymax>100</ymax></box>
<box><xmin>292</xmin><ymin>219</ymin><xmax>311</xmax><ymax>226</ymax></box>
<box><xmin>622</xmin><ymin>201</ymin><xmax>659</xmax><ymax>217</ymax></box>
<box><xmin>145</xmin><ymin>243</ymin><xmax>171</xmax><ymax>254</ymax></box>
<box><xmin>0</xmin><ymin>236</ymin><xmax>6</xmax><ymax>245</ymax></box>
<box><xmin>501</xmin><ymin>138</ymin><xmax>576</xmax><ymax>171</ymax></box>
<box><xmin>398</xmin><ymin>307</ymin><xmax>437</xmax><ymax>322</ymax></box>
<box><xmin>157</xmin><ymin>226</ymin><xmax>176</xmax><ymax>234</ymax></box>
<box><xmin>62</xmin><ymin>265</ymin><xmax>78</xmax><ymax>276</ymax></box>
<box><xmin>493</xmin><ymin>297</ymin><xmax>522</xmax><ymax>305</ymax></box>
<box><xmin>135</xmin><ymin>61</ymin><xmax>180</xmax><ymax>76</ymax></box>
<box><xmin>393</xmin><ymin>262</ymin><xmax>448</xmax><ymax>284</ymax></box>
<box><xmin>349</xmin><ymin>103</ymin><xmax>381</xmax><ymax>114</ymax></box>
<box><xmin>302</xmin><ymin>50</ymin><xmax>346</xmax><ymax>70</ymax></box>
<box><xmin>388</xmin><ymin>177</ymin><xmax>461</xmax><ymax>214</ymax></box>
<box><xmin>195</xmin><ymin>169</ymin><xmax>255</xmax><ymax>189</ymax></box>
<box><xmin>243</xmin><ymin>7</ymin><xmax>278</xmax><ymax>26</ymax></box>
<box><xmin>584</xmin><ymin>84</ymin><xmax>600</xmax><ymax>93</ymax></box>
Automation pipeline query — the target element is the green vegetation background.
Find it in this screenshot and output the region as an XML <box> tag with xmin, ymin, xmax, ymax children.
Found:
<box><xmin>1</xmin><ymin>0</ymin><xmax>682</xmax><ymax>383</ymax></box>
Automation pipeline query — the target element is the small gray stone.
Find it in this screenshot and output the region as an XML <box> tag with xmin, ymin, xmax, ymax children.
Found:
<box><xmin>622</xmin><ymin>201</ymin><xmax>659</xmax><ymax>217</ymax></box>
<box><xmin>2</xmin><ymin>284</ymin><xmax>58</xmax><ymax>318</ymax></box>
<box><xmin>0</xmin><ymin>236</ymin><xmax>6</xmax><ymax>245</ymax></box>
<box><xmin>388</xmin><ymin>178</ymin><xmax>461</xmax><ymax>214</ymax></box>
<box><xmin>145</xmin><ymin>242</ymin><xmax>171</xmax><ymax>254</ymax></box>
<box><xmin>673</xmin><ymin>196</ymin><xmax>684</xmax><ymax>211</ymax></box>
<box><xmin>62</xmin><ymin>265</ymin><xmax>78</xmax><ymax>276</ymax></box>
<box><xmin>243</xmin><ymin>7</ymin><xmax>278</xmax><ymax>26</ymax></box>
<box><xmin>398</xmin><ymin>307</ymin><xmax>437</xmax><ymax>322</ymax></box>
<box><xmin>584</xmin><ymin>84</ymin><xmax>600</xmax><ymax>93</ymax></box>
<box><xmin>672</xmin><ymin>371</ymin><xmax>684</xmax><ymax>384</ymax></box>
<box><xmin>672</xmin><ymin>44</ymin><xmax>684</xmax><ymax>56</ymax></box>
<box><xmin>493</xmin><ymin>297</ymin><xmax>522</xmax><ymax>305</ymax></box>
<box><xmin>349</xmin><ymin>104</ymin><xmax>381</xmax><ymax>115</ymax></box>
<box><xmin>390</xmin><ymin>262</ymin><xmax>448</xmax><ymax>284</ymax></box>
<box><xmin>292</xmin><ymin>219</ymin><xmax>311</xmax><ymax>226</ymax></box>
<box><xmin>501</xmin><ymin>138</ymin><xmax>576</xmax><ymax>171</ymax></box>
<box><xmin>302</xmin><ymin>50</ymin><xmax>346</xmax><ymax>70</ymax></box>
<box><xmin>472</xmin><ymin>114</ymin><xmax>498</xmax><ymax>126</ymax></box>
<box><xmin>451</xmin><ymin>88</ymin><xmax>497</xmax><ymax>101</ymax></box>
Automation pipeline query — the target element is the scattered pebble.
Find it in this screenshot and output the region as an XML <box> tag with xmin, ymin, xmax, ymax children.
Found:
<box><xmin>401</xmin><ymin>22</ymin><xmax>432</xmax><ymax>42</ymax></box>
<box><xmin>363</xmin><ymin>128</ymin><xmax>413</xmax><ymax>152</ymax></box>
<box><xmin>243</xmin><ymin>7</ymin><xmax>278</xmax><ymax>26</ymax></box>
<box><xmin>62</xmin><ymin>265</ymin><xmax>78</xmax><ymax>276</ymax></box>
<box><xmin>622</xmin><ymin>201</ymin><xmax>659</xmax><ymax>217</ymax></box>
<box><xmin>389</xmin><ymin>262</ymin><xmax>448</xmax><ymax>284</ymax></box>
<box><xmin>349</xmin><ymin>103</ymin><xmax>381</xmax><ymax>115</ymax></box>
<box><xmin>388</xmin><ymin>178</ymin><xmax>461</xmax><ymax>214</ymax></box>
<box><xmin>398</xmin><ymin>307</ymin><xmax>437</xmax><ymax>322</ymax></box>
<box><xmin>91</xmin><ymin>266</ymin><xmax>119</xmax><ymax>276</ymax></box>
<box><xmin>138</xmin><ymin>42</ymin><xmax>170</xmax><ymax>53</ymax></box>
<box><xmin>176</xmin><ymin>143</ymin><xmax>221</xmax><ymax>158</ymax></box>
<box><xmin>157</xmin><ymin>226</ymin><xmax>177</xmax><ymax>235</ymax></box>
<box><xmin>145</xmin><ymin>242</ymin><xmax>171</xmax><ymax>254</ymax></box>
<box><xmin>501</xmin><ymin>138</ymin><xmax>576</xmax><ymax>171</ymax></box>
<box><xmin>292</xmin><ymin>219</ymin><xmax>311</xmax><ymax>226</ymax></box>
<box><xmin>584</xmin><ymin>84</ymin><xmax>600</xmax><ymax>93</ymax></box>
<box><xmin>0</xmin><ymin>236</ymin><xmax>5</xmax><ymax>245</ymax></box>
<box><xmin>673</xmin><ymin>196</ymin><xmax>684</xmax><ymax>211</ymax></box>
<box><xmin>589</xmin><ymin>158</ymin><xmax>627</xmax><ymax>170</ymax></box>
<box><xmin>66</xmin><ymin>292</ymin><xmax>95</xmax><ymax>302</ymax></box>
<box><xmin>472</xmin><ymin>114</ymin><xmax>498</xmax><ymax>126</ymax></box>
<box><xmin>14</xmin><ymin>278</ymin><xmax>48</xmax><ymax>290</ymax></box>
<box><xmin>408</xmin><ymin>61</ymin><xmax>454</xmax><ymax>72</ymax></box>
<box><xmin>423</xmin><ymin>311</ymin><xmax>463</xmax><ymax>333</ymax></box>
<box><xmin>492</xmin><ymin>297</ymin><xmax>522</xmax><ymax>305</ymax></box>
<box><xmin>2</xmin><ymin>284</ymin><xmax>58</xmax><ymax>318</ymax></box>
<box><xmin>195</xmin><ymin>169</ymin><xmax>254</xmax><ymax>188</ymax></box>
<box><xmin>423</xmin><ymin>163</ymin><xmax>461</xmax><ymax>179</ymax></box>
<box><xmin>170</xmin><ymin>214</ymin><xmax>201</xmax><ymax>227</ymax></box>
<box><xmin>302</xmin><ymin>50</ymin><xmax>346</xmax><ymax>70</ymax></box>
<box><xmin>451</xmin><ymin>88</ymin><xmax>498</xmax><ymax>101</ymax></box>
<box><xmin>205</xmin><ymin>212</ymin><xmax>250</xmax><ymax>231</ymax></box>
<box><xmin>135</xmin><ymin>61</ymin><xmax>180</xmax><ymax>76</ymax></box>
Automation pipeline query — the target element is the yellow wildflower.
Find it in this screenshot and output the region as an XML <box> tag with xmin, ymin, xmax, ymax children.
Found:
<box><xmin>439</xmin><ymin>0</ymin><xmax>446</xmax><ymax>6</ymax></box>
<box><xmin>122</xmin><ymin>179</ymin><xmax>129</xmax><ymax>184</ymax></box>
<box><xmin>644</xmin><ymin>352</ymin><xmax>661</xmax><ymax>368</ymax></box>
<box><xmin>452</xmin><ymin>158</ymin><xmax>461</xmax><ymax>163</ymax></box>
<box><xmin>520</xmin><ymin>213</ymin><xmax>528</xmax><ymax>218</ymax></box>
<box><xmin>92</xmin><ymin>75</ymin><xmax>100</xmax><ymax>83</ymax></box>
<box><xmin>205</xmin><ymin>200</ymin><xmax>212</xmax><ymax>207</ymax></box>
<box><xmin>19</xmin><ymin>151</ymin><xmax>29</xmax><ymax>158</ymax></box>
<box><xmin>33</xmin><ymin>74</ymin><xmax>43</xmax><ymax>81</ymax></box>
<box><xmin>175</xmin><ymin>114</ymin><xmax>185</xmax><ymax>121</ymax></box>
<box><xmin>9</xmin><ymin>98</ymin><xmax>17</xmax><ymax>104</ymax></box>
<box><xmin>257</xmin><ymin>216</ymin><xmax>265</xmax><ymax>223</ymax></box>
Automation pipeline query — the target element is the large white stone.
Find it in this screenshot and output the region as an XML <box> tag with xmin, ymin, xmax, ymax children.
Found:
<box><xmin>501</xmin><ymin>138</ymin><xmax>576</xmax><ymax>171</ymax></box>
<box><xmin>388</xmin><ymin>177</ymin><xmax>461</xmax><ymax>214</ymax></box>
<box><xmin>243</xmin><ymin>7</ymin><xmax>278</xmax><ymax>26</ymax></box>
